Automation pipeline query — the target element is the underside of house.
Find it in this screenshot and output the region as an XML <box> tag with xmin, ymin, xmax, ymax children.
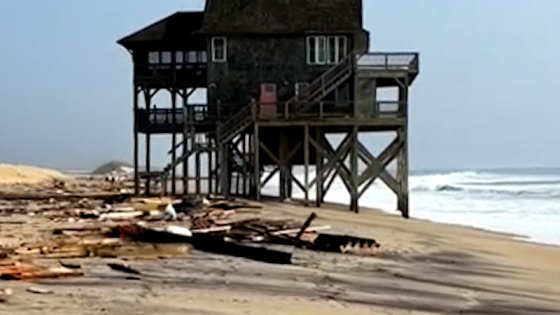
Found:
<box><xmin>118</xmin><ymin>0</ymin><xmax>419</xmax><ymax>217</ymax></box>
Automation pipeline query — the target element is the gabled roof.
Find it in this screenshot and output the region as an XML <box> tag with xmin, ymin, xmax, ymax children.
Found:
<box><xmin>199</xmin><ymin>0</ymin><xmax>363</xmax><ymax>35</ymax></box>
<box><xmin>118</xmin><ymin>12</ymin><xmax>204</xmax><ymax>48</ymax></box>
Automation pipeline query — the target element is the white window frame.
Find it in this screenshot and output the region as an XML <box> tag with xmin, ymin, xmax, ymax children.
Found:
<box><xmin>212</xmin><ymin>37</ymin><xmax>227</xmax><ymax>63</ymax></box>
<box><xmin>308</xmin><ymin>36</ymin><xmax>348</xmax><ymax>65</ymax></box>
<box><xmin>187</xmin><ymin>51</ymin><xmax>198</xmax><ymax>63</ymax></box>
<box><xmin>337</xmin><ymin>36</ymin><xmax>348</xmax><ymax>62</ymax></box>
<box><xmin>148</xmin><ymin>51</ymin><xmax>160</xmax><ymax>64</ymax></box>
<box><xmin>161</xmin><ymin>51</ymin><xmax>172</xmax><ymax>64</ymax></box>
<box><xmin>327</xmin><ymin>36</ymin><xmax>337</xmax><ymax>64</ymax></box>
<box><xmin>307</xmin><ymin>36</ymin><xmax>327</xmax><ymax>65</ymax></box>
<box><xmin>307</xmin><ymin>37</ymin><xmax>317</xmax><ymax>64</ymax></box>
<box><xmin>175</xmin><ymin>51</ymin><xmax>184</xmax><ymax>64</ymax></box>
<box><xmin>327</xmin><ymin>36</ymin><xmax>348</xmax><ymax>64</ymax></box>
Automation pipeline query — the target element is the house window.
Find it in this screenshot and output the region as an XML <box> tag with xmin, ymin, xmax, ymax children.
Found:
<box><xmin>337</xmin><ymin>36</ymin><xmax>348</xmax><ymax>61</ymax></box>
<box><xmin>212</xmin><ymin>37</ymin><xmax>227</xmax><ymax>62</ymax></box>
<box><xmin>317</xmin><ymin>37</ymin><xmax>327</xmax><ymax>64</ymax></box>
<box><xmin>307</xmin><ymin>37</ymin><xmax>317</xmax><ymax>64</ymax></box>
<box><xmin>200</xmin><ymin>51</ymin><xmax>208</xmax><ymax>63</ymax></box>
<box><xmin>148</xmin><ymin>51</ymin><xmax>160</xmax><ymax>64</ymax></box>
<box><xmin>161</xmin><ymin>51</ymin><xmax>172</xmax><ymax>64</ymax></box>
<box><xmin>175</xmin><ymin>51</ymin><xmax>184</xmax><ymax>64</ymax></box>
<box><xmin>308</xmin><ymin>36</ymin><xmax>348</xmax><ymax>65</ymax></box>
<box><xmin>188</xmin><ymin>51</ymin><xmax>198</xmax><ymax>63</ymax></box>
<box><xmin>328</xmin><ymin>37</ymin><xmax>337</xmax><ymax>64</ymax></box>
<box><xmin>307</xmin><ymin>36</ymin><xmax>326</xmax><ymax>65</ymax></box>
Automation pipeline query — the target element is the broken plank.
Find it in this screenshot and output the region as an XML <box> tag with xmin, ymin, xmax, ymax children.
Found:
<box><xmin>191</xmin><ymin>236</ymin><xmax>292</xmax><ymax>265</ymax></box>
<box><xmin>270</xmin><ymin>225</ymin><xmax>331</xmax><ymax>236</ymax></box>
<box><xmin>108</xmin><ymin>262</ymin><xmax>141</xmax><ymax>275</ymax></box>
<box><xmin>296</xmin><ymin>213</ymin><xmax>318</xmax><ymax>240</ymax></box>
<box><xmin>191</xmin><ymin>226</ymin><xmax>232</xmax><ymax>234</ymax></box>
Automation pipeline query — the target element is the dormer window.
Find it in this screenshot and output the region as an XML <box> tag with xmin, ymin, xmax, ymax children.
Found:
<box><xmin>212</xmin><ymin>37</ymin><xmax>227</xmax><ymax>62</ymax></box>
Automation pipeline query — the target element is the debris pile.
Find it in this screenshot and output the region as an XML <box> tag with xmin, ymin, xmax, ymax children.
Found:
<box><xmin>0</xmin><ymin>178</ymin><xmax>381</xmax><ymax>280</ymax></box>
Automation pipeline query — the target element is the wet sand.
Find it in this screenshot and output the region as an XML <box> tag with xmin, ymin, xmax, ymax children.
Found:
<box><xmin>1</xmin><ymin>197</ymin><xmax>560</xmax><ymax>314</ymax></box>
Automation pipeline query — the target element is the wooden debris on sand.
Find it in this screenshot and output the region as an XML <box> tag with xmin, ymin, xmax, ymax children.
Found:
<box><xmin>0</xmin><ymin>188</ymin><xmax>381</xmax><ymax>277</ymax></box>
<box><xmin>108</xmin><ymin>262</ymin><xmax>141</xmax><ymax>275</ymax></box>
<box><xmin>0</xmin><ymin>262</ymin><xmax>83</xmax><ymax>280</ymax></box>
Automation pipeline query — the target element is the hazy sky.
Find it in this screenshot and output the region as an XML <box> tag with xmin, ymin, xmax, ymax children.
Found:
<box><xmin>0</xmin><ymin>0</ymin><xmax>559</xmax><ymax>171</ymax></box>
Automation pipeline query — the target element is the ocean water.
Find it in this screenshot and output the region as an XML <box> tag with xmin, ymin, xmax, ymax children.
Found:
<box><xmin>261</xmin><ymin>168</ymin><xmax>560</xmax><ymax>247</ymax></box>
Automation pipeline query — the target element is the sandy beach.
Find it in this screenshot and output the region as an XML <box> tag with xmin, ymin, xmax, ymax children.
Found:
<box><xmin>0</xmin><ymin>207</ymin><xmax>559</xmax><ymax>314</ymax></box>
<box><xmin>0</xmin><ymin>165</ymin><xmax>559</xmax><ymax>314</ymax></box>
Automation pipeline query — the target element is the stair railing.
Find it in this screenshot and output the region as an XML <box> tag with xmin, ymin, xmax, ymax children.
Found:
<box><xmin>285</xmin><ymin>54</ymin><xmax>355</xmax><ymax>115</ymax></box>
<box><xmin>218</xmin><ymin>101</ymin><xmax>255</xmax><ymax>144</ymax></box>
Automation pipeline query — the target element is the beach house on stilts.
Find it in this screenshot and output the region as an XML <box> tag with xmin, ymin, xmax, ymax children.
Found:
<box><xmin>117</xmin><ymin>0</ymin><xmax>419</xmax><ymax>217</ymax></box>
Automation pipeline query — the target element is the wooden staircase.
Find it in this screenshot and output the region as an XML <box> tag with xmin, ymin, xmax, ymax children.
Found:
<box><xmin>286</xmin><ymin>55</ymin><xmax>354</xmax><ymax>113</ymax></box>
<box><xmin>218</xmin><ymin>103</ymin><xmax>254</xmax><ymax>145</ymax></box>
<box><xmin>158</xmin><ymin>131</ymin><xmax>217</xmax><ymax>195</ymax></box>
<box><xmin>218</xmin><ymin>56</ymin><xmax>355</xmax><ymax>146</ymax></box>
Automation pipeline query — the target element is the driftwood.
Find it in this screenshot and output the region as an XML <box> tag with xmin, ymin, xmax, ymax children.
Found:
<box><xmin>0</xmin><ymin>192</ymin><xmax>130</xmax><ymax>203</ymax></box>
<box><xmin>59</xmin><ymin>260</ymin><xmax>81</xmax><ymax>269</ymax></box>
<box><xmin>112</xmin><ymin>224</ymin><xmax>292</xmax><ymax>264</ymax></box>
<box><xmin>311</xmin><ymin>234</ymin><xmax>380</xmax><ymax>254</ymax></box>
<box><xmin>191</xmin><ymin>236</ymin><xmax>292</xmax><ymax>265</ymax></box>
<box><xmin>108</xmin><ymin>262</ymin><xmax>141</xmax><ymax>275</ymax></box>
<box><xmin>270</xmin><ymin>225</ymin><xmax>331</xmax><ymax>236</ymax></box>
<box><xmin>191</xmin><ymin>226</ymin><xmax>232</xmax><ymax>234</ymax></box>
<box><xmin>0</xmin><ymin>262</ymin><xmax>83</xmax><ymax>280</ymax></box>
<box><xmin>99</xmin><ymin>211</ymin><xmax>144</xmax><ymax>221</ymax></box>
<box><xmin>296</xmin><ymin>213</ymin><xmax>318</xmax><ymax>240</ymax></box>
<box><xmin>26</xmin><ymin>287</ymin><xmax>54</xmax><ymax>294</ymax></box>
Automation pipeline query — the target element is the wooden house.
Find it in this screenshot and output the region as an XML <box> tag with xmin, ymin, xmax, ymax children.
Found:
<box><xmin>118</xmin><ymin>0</ymin><xmax>419</xmax><ymax>217</ymax></box>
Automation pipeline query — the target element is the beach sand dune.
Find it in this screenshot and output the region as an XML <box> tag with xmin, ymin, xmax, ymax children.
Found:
<box><xmin>0</xmin><ymin>164</ymin><xmax>69</xmax><ymax>186</ymax></box>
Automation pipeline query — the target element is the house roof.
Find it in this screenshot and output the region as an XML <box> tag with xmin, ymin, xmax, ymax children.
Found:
<box><xmin>199</xmin><ymin>0</ymin><xmax>363</xmax><ymax>35</ymax></box>
<box><xmin>118</xmin><ymin>12</ymin><xmax>205</xmax><ymax>48</ymax></box>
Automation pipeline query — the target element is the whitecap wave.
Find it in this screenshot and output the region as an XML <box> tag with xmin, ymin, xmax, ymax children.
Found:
<box><xmin>410</xmin><ymin>170</ymin><xmax>560</xmax><ymax>199</ymax></box>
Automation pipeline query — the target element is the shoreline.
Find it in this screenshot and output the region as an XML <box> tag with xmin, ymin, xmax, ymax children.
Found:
<box><xmin>2</xmin><ymin>186</ymin><xmax>560</xmax><ymax>313</ymax></box>
<box><xmin>281</xmin><ymin>197</ymin><xmax>560</xmax><ymax>249</ymax></box>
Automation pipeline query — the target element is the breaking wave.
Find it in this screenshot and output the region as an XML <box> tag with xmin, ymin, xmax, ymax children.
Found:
<box><xmin>410</xmin><ymin>170</ymin><xmax>560</xmax><ymax>199</ymax></box>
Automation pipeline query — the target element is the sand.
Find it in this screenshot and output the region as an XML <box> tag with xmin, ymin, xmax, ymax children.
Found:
<box><xmin>0</xmin><ymin>164</ymin><xmax>70</xmax><ymax>186</ymax></box>
<box><xmin>1</xmin><ymin>194</ymin><xmax>560</xmax><ymax>314</ymax></box>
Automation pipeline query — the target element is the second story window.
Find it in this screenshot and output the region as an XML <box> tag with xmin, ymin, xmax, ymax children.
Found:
<box><xmin>175</xmin><ymin>51</ymin><xmax>184</xmax><ymax>64</ymax></box>
<box><xmin>212</xmin><ymin>37</ymin><xmax>227</xmax><ymax>62</ymax></box>
<box><xmin>148</xmin><ymin>51</ymin><xmax>160</xmax><ymax>64</ymax></box>
<box><xmin>161</xmin><ymin>51</ymin><xmax>172</xmax><ymax>64</ymax></box>
<box><xmin>308</xmin><ymin>36</ymin><xmax>347</xmax><ymax>65</ymax></box>
<box><xmin>307</xmin><ymin>36</ymin><xmax>326</xmax><ymax>65</ymax></box>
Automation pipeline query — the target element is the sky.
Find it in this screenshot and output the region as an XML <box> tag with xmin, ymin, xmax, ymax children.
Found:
<box><xmin>0</xmin><ymin>0</ymin><xmax>559</xmax><ymax>171</ymax></box>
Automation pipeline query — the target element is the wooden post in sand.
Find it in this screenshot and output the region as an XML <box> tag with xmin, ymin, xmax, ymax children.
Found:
<box><xmin>144</xmin><ymin>88</ymin><xmax>152</xmax><ymax>196</ymax></box>
<box><xmin>133</xmin><ymin>85</ymin><xmax>139</xmax><ymax>195</ymax></box>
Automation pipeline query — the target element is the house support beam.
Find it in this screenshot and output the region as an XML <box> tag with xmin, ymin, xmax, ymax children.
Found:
<box><xmin>259</xmin><ymin>140</ymin><xmax>305</xmax><ymax>196</ymax></box>
<box><xmin>171</xmin><ymin>88</ymin><xmax>177</xmax><ymax>195</ymax></box>
<box><xmin>397</xmin><ymin>76</ymin><xmax>410</xmax><ymax>218</ymax></box>
<box><xmin>303</xmin><ymin>125</ymin><xmax>310</xmax><ymax>206</ymax></box>
<box><xmin>133</xmin><ymin>85</ymin><xmax>140</xmax><ymax>195</ymax></box>
<box><xmin>350</xmin><ymin>126</ymin><xmax>359</xmax><ymax>213</ymax></box>
<box><xmin>253</xmin><ymin>124</ymin><xmax>261</xmax><ymax>200</ymax></box>
<box><xmin>144</xmin><ymin>88</ymin><xmax>152</xmax><ymax>195</ymax></box>
<box><xmin>315</xmin><ymin>129</ymin><xmax>324</xmax><ymax>207</ymax></box>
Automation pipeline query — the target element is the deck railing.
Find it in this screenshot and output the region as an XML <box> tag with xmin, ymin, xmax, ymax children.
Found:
<box><xmin>356</xmin><ymin>52</ymin><xmax>419</xmax><ymax>72</ymax></box>
<box><xmin>255</xmin><ymin>100</ymin><xmax>405</xmax><ymax>121</ymax></box>
<box><xmin>137</xmin><ymin>104</ymin><xmax>213</xmax><ymax>127</ymax></box>
<box><xmin>134</xmin><ymin>63</ymin><xmax>208</xmax><ymax>84</ymax></box>
<box><xmin>218</xmin><ymin>103</ymin><xmax>254</xmax><ymax>143</ymax></box>
<box><xmin>184</xmin><ymin>104</ymin><xmax>216</xmax><ymax>123</ymax></box>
